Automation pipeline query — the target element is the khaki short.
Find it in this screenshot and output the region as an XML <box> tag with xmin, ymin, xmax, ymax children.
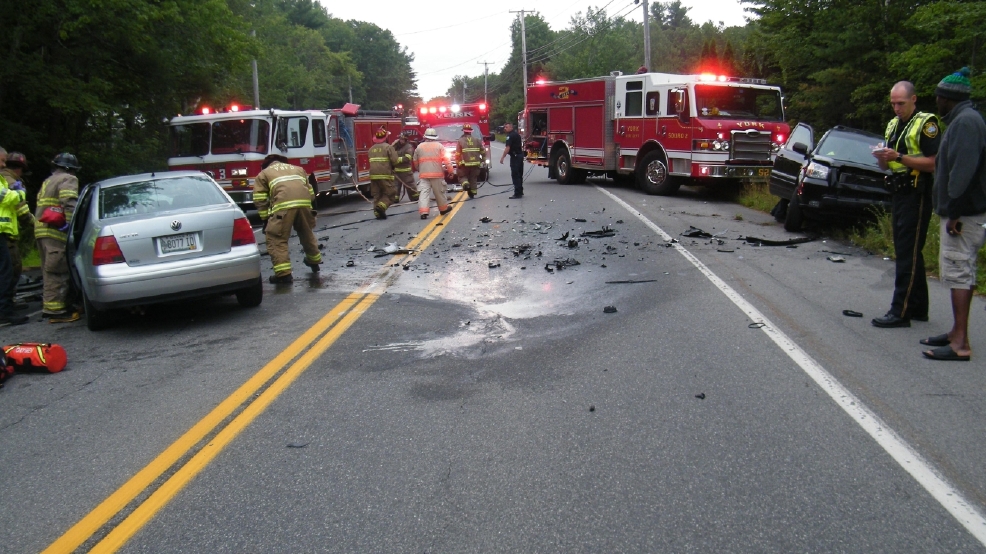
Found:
<box><xmin>939</xmin><ymin>215</ymin><xmax>986</xmax><ymax>288</ymax></box>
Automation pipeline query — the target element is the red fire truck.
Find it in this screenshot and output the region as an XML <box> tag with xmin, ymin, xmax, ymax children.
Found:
<box><xmin>416</xmin><ymin>101</ymin><xmax>494</xmax><ymax>184</ymax></box>
<box><xmin>522</xmin><ymin>72</ymin><xmax>790</xmax><ymax>195</ymax></box>
<box><xmin>167</xmin><ymin>103</ymin><xmax>403</xmax><ymax>211</ymax></box>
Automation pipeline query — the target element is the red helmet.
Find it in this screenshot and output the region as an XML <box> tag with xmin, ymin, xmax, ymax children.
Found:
<box><xmin>373</xmin><ymin>127</ymin><xmax>390</xmax><ymax>143</ymax></box>
<box><xmin>6</xmin><ymin>152</ymin><xmax>27</xmax><ymax>169</ymax></box>
<box><xmin>462</xmin><ymin>123</ymin><xmax>474</xmax><ymax>132</ymax></box>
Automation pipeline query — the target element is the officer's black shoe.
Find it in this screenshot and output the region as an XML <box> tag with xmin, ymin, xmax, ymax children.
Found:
<box><xmin>12</xmin><ymin>301</ymin><xmax>29</xmax><ymax>312</ymax></box>
<box><xmin>508</xmin><ymin>194</ymin><xmax>524</xmax><ymax>199</ymax></box>
<box><xmin>269</xmin><ymin>274</ymin><xmax>293</xmax><ymax>284</ymax></box>
<box><xmin>912</xmin><ymin>314</ymin><xmax>929</xmax><ymax>322</ymax></box>
<box><xmin>872</xmin><ymin>312</ymin><xmax>910</xmax><ymax>328</ymax></box>
<box><xmin>0</xmin><ymin>314</ymin><xmax>29</xmax><ymax>326</ymax></box>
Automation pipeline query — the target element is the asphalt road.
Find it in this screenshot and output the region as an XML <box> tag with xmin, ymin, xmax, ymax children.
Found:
<box><xmin>2</xmin><ymin>144</ymin><xmax>986</xmax><ymax>552</ymax></box>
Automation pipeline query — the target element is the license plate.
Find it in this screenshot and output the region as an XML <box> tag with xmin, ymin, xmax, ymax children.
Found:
<box><xmin>757</xmin><ymin>168</ymin><xmax>771</xmax><ymax>177</ymax></box>
<box><xmin>158</xmin><ymin>232</ymin><xmax>197</xmax><ymax>254</ymax></box>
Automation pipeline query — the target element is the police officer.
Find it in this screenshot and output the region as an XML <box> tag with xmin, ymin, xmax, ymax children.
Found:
<box><xmin>1</xmin><ymin>152</ymin><xmax>33</xmax><ymax>296</ymax></box>
<box><xmin>499</xmin><ymin>122</ymin><xmax>524</xmax><ymax>198</ymax></box>
<box><xmin>253</xmin><ymin>154</ymin><xmax>322</xmax><ymax>284</ymax></box>
<box><xmin>35</xmin><ymin>153</ymin><xmax>80</xmax><ymax>322</ymax></box>
<box><xmin>871</xmin><ymin>81</ymin><xmax>940</xmax><ymax>328</ymax></box>
<box><xmin>0</xmin><ymin>154</ymin><xmax>27</xmax><ymax>325</ymax></box>
<box><xmin>393</xmin><ymin>131</ymin><xmax>418</xmax><ymax>202</ymax></box>
<box><xmin>456</xmin><ymin>123</ymin><xmax>484</xmax><ymax>199</ymax></box>
<box><xmin>367</xmin><ymin>127</ymin><xmax>400</xmax><ymax>219</ymax></box>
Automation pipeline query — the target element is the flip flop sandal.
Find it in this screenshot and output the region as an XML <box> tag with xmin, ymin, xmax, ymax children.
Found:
<box><xmin>922</xmin><ymin>345</ymin><xmax>970</xmax><ymax>361</ymax></box>
<box><xmin>920</xmin><ymin>333</ymin><xmax>950</xmax><ymax>347</ymax></box>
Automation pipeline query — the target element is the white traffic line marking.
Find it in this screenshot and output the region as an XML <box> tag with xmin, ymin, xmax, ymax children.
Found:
<box><xmin>597</xmin><ymin>186</ymin><xmax>986</xmax><ymax>546</ymax></box>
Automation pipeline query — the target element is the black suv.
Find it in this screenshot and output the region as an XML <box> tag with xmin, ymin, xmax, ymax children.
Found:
<box><xmin>770</xmin><ymin>123</ymin><xmax>891</xmax><ymax>232</ymax></box>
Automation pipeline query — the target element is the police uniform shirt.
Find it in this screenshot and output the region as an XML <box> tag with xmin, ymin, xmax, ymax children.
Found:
<box><xmin>888</xmin><ymin>114</ymin><xmax>941</xmax><ymax>186</ymax></box>
<box><xmin>505</xmin><ymin>130</ymin><xmax>523</xmax><ymax>158</ymax></box>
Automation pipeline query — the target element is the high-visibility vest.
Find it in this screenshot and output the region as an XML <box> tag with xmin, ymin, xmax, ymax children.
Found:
<box><xmin>884</xmin><ymin>111</ymin><xmax>940</xmax><ymax>175</ymax></box>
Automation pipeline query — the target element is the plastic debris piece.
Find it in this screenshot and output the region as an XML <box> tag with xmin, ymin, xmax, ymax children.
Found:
<box><xmin>346</xmin><ymin>260</ymin><xmax>355</xmax><ymax>267</ymax></box>
<box><xmin>574</xmin><ymin>218</ymin><xmax>587</xmax><ymax>222</ymax></box>
<box><xmin>567</xmin><ymin>239</ymin><xmax>579</xmax><ymax>248</ymax></box>
<box><xmin>605</xmin><ymin>279</ymin><xmax>658</xmax><ymax>284</ymax></box>
<box><xmin>480</xmin><ymin>217</ymin><xmax>492</xmax><ymax>223</ymax></box>
<box><xmin>843</xmin><ymin>310</ymin><xmax>863</xmax><ymax>317</ymax></box>
<box><xmin>581</xmin><ymin>226</ymin><xmax>616</xmax><ymax>238</ymax></box>
<box><xmin>488</xmin><ymin>262</ymin><xmax>500</xmax><ymax>268</ymax></box>
<box><xmin>827</xmin><ymin>255</ymin><xmax>846</xmax><ymax>263</ymax></box>
<box><xmin>286</xmin><ymin>442</ymin><xmax>309</xmax><ymax>448</ymax></box>
<box><xmin>589</xmin><ymin>405</ymin><xmax>595</xmax><ymax>412</ymax></box>
<box><xmin>556</xmin><ymin>231</ymin><xmax>570</xmax><ymax>241</ymax></box>
<box><xmin>603</xmin><ymin>306</ymin><xmax>617</xmax><ymax>313</ymax></box>
<box><xmin>695</xmin><ymin>393</ymin><xmax>706</xmax><ymax>400</ymax></box>
<box><xmin>682</xmin><ymin>226</ymin><xmax>713</xmax><ymax>238</ymax></box>
<box><xmin>749</xmin><ymin>322</ymin><xmax>767</xmax><ymax>329</ymax></box>
<box><xmin>717</xmin><ymin>249</ymin><xmax>735</xmax><ymax>253</ymax></box>
<box><xmin>744</xmin><ymin>235</ymin><xmax>817</xmax><ymax>246</ymax></box>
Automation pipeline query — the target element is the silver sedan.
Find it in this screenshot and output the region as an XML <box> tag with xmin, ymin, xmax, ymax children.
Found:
<box><xmin>68</xmin><ymin>171</ymin><xmax>262</xmax><ymax>330</ymax></box>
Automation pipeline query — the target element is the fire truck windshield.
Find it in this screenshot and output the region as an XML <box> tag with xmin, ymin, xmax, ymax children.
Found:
<box><xmin>211</xmin><ymin>119</ymin><xmax>270</xmax><ymax>155</ymax></box>
<box><xmin>694</xmin><ymin>85</ymin><xmax>783</xmax><ymax>121</ymax></box>
<box><xmin>170</xmin><ymin>123</ymin><xmax>209</xmax><ymax>157</ymax></box>
<box><xmin>431</xmin><ymin>124</ymin><xmax>479</xmax><ymax>142</ymax></box>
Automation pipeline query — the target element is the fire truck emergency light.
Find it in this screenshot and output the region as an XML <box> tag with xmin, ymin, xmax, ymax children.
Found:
<box><xmin>451</xmin><ymin>104</ymin><xmax>461</xmax><ymax>113</ymax></box>
<box><xmin>229</xmin><ymin>104</ymin><xmax>240</xmax><ymax>112</ymax></box>
<box><xmin>479</xmin><ymin>103</ymin><xmax>487</xmax><ymax>111</ymax></box>
<box><xmin>429</xmin><ymin>107</ymin><xmax>437</xmax><ymax>114</ymax></box>
<box><xmin>438</xmin><ymin>106</ymin><xmax>447</xmax><ymax>113</ymax></box>
<box><xmin>420</xmin><ymin>107</ymin><xmax>428</xmax><ymax>115</ymax></box>
<box><xmin>201</xmin><ymin>107</ymin><xmax>211</xmax><ymax>115</ymax></box>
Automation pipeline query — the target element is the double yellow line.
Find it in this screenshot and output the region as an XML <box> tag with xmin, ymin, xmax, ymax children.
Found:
<box><xmin>45</xmin><ymin>192</ymin><xmax>467</xmax><ymax>553</ymax></box>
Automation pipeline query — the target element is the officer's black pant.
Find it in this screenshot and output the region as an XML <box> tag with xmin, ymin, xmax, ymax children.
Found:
<box><xmin>890</xmin><ymin>183</ymin><xmax>932</xmax><ymax>319</ymax></box>
<box><xmin>510</xmin><ymin>155</ymin><xmax>524</xmax><ymax>196</ymax></box>
<box><xmin>0</xmin><ymin>234</ymin><xmax>14</xmax><ymax>318</ymax></box>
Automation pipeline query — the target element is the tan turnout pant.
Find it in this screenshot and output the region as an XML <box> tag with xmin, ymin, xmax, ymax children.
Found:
<box><xmin>370</xmin><ymin>179</ymin><xmax>398</xmax><ymax>214</ymax></box>
<box><xmin>418</xmin><ymin>178</ymin><xmax>449</xmax><ymax>215</ymax></box>
<box><xmin>265</xmin><ymin>207</ymin><xmax>321</xmax><ymax>277</ymax></box>
<box><xmin>38</xmin><ymin>238</ymin><xmax>70</xmax><ymax>314</ymax></box>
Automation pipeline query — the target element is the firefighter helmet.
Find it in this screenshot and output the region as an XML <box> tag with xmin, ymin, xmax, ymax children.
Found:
<box><xmin>423</xmin><ymin>128</ymin><xmax>439</xmax><ymax>140</ymax></box>
<box><xmin>51</xmin><ymin>153</ymin><xmax>81</xmax><ymax>171</ymax></box>
<box><xmin>462</xmin><ymin>123</ymin><xmax>474</xmax><ymax>132</ymax></box>
<box><xmin>261</xmin><ymin>154</ymin><xmax>289</xmax><ymax>169</ymax></box>
<box><xmin>373</xmin><ymin>127</ymin><xmax>390</xmax><ymax>143</ymax></box>
<box><xmin>6</xmin><ymin>152</ymin><xmax>27</xmax><ymax>169</ymax></box>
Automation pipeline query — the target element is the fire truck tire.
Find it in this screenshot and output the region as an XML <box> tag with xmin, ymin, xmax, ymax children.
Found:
<box><xmin>637</xmin><ymin>151</ymin><xmax>679</xmax><ymax>195</ymax></box>
<box><xmin>783</xmin><ymin>190</ymin><xmax>805</xmax><ymax>232</ymax></box>
<box><xmin>236</xmin><ymin>276</ymin><xmax>264</xmax><ymax>307</ymax></box>
<box><xmin>554</xmin><ymin>150</ymin><xmax>577</xmax><ymax>185</ymax></box>
<box><xmin>83</xmin><ymin>290</ymin><xmax>111</xmax><ymax>331</ymax></box>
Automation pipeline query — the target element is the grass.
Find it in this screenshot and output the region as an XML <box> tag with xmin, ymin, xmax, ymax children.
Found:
<box><xmin>737</xmin><ymin>182</ymin><xmax>779</xmax><ymax>213</ymax></box>
<box><xmin>735</xmin><ymin>185</ymin><xmax>986</xmax><ymax>296</ymax></box>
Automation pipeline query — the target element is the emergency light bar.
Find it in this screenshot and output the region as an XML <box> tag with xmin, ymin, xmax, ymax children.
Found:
<box><xmin>697</xmin><ymin>74</ymin><xmax>769</xmax><ymax>85</ymax></box>
<box><xmin>418</xmin><ymin>103</ymin><xmax>488</xmax><ymax>115</ymax></box>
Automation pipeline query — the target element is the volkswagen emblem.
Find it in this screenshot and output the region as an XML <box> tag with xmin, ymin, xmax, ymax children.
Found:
<box><xmin>171</xmin><ymin>220</ymin><xmax>182</xmax><ymax>231</ymax></box>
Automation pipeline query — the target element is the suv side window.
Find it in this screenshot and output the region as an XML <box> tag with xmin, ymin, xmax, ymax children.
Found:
<box><xmin>788</xmin><ymin>125</ymin><xmax>812</xmax><ymax>150</ymax></box>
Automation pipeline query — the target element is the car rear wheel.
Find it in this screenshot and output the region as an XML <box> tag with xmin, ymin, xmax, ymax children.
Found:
<box><xmin>83</xmin><ymin>291</ymin><xmax>111</xmax><ymax>331</ymax></box>
<box><xmin>236</xmin><ymin>276</ymin><xmax>263</xmax><ymax>307</ymax></box>
<box><xmin>637</xmin><ymin>151</ymin><xmax>680</xmax><ymax>195</ymax></box>
<box><xmin>784</xmin><ymin>190</ymin><xmax>805</xmax><ymax>232</ymax></box>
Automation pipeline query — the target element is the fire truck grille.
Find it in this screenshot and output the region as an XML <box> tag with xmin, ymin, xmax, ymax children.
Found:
<box><xmin>730</xmin><ymin>130</ymin><xmax>773</xmax><ymax>162</ymax></box>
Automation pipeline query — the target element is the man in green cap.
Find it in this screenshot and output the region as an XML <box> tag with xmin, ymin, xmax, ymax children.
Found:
<box><xmin>922</xmin><ymin>67</ymin><xmax>986</xmax><ymax>361</ymax></box>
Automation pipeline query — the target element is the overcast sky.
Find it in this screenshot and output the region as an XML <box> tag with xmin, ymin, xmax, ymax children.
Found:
<box><xmin>322</xmin><ymin>0</ymin><xmax>753</xmax><ymax>101</ymax></box>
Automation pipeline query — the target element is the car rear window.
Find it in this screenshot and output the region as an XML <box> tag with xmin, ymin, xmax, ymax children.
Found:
<box><xmin>99</xmin><ymin>176</ymin><xmax>230</xmax><ymax>219</ymax></box>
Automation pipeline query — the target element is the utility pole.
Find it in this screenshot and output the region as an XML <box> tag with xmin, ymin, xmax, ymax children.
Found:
<box><xmin>251</xmin><ymin>30</ymin><xmax>260</xmax><ymax>108</ymax></box>
<box><xmin>509</xmin><ymin>10</ymin><xmax>533</xmax><ymax>109</ymax></box>
<box><xmin>348</xmin><ymin>75</ymin><xmax>353</xmax><ymax>104</ymax></box>
<box><xmin>477</xmin><ymin>61</ymin><xmax>491</xmax><ymax>104</ymax></box>
<box><xmin>463</xmin><ymin>81</ymin><xmax>467</xmax><ymax>104</ymax></box>
<box><xmin>642</xmin><ymin>0</ymin><xmax>651</xmax><ymax>72</ymax></box>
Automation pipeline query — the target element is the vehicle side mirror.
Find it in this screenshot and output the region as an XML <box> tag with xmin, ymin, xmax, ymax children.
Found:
<box><xmin>792</xmin><ymin>142</ymin><xmax>808</xmax><ymax>156</ymax></box>
<box><xmin>486</xmin><ymin>134</ymin><xmax>496</xmax><ymax>142</ymax></box>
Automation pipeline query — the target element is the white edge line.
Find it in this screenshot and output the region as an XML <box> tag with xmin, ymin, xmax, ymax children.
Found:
<box><xmin>597</xmin><ymin>185</ymin><xmax>986</xmax><ymax>545</ymax></box>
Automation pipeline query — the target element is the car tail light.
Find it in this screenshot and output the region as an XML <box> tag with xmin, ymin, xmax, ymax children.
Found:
<box><xmin>93</xmin><ymin>236</ymin><xmax>126</xmax><ymax>266</ymax></box>
<box><xmin>231</xmin><ymin>217</ymin><xmax>256</xmax><ymax>246</ymax></box>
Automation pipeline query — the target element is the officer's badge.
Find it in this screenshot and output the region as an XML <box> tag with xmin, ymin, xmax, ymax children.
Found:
<box><xmin>923</xmin><ymin>121</ymin><xmax>939</xmax><ymax>138</ymax></box>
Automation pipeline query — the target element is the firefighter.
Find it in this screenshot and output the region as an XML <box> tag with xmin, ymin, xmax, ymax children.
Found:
<box><xmin>393</xmin><ymin>131</ymin><xmax>418</xmax><ymax>202</ymax></box>
<box><xmin>413</xmin><ymin>128</ymin><xmax>452</xmax><ymax>219</ymax></box>
<box><xmin>367</xmin><ymin>127</ymin><xmax>400</xmax><ymax>219</ymax></box>
<box><xmin>1</xmin><ymin>152</ymin><xmax>34</xmax><ymax>297</ymax></box>
<box><xmin>455</xmin><ymin>123</ymin><xmax>484</xmax><ymax>198</ymax></box>
<box><xmin>0</xmin><ymin>153</ymin><xmax>28</xmax><ymax>325</ymax></box>
<box><xmin>35</xmin><ymin>153</ymin><xmax>80</xmax><ymax>323</ymax></box>
<box><xmin>253</xmin><ymin>154</ymin><xmax>322</xmax><ymax>284</ymax></box>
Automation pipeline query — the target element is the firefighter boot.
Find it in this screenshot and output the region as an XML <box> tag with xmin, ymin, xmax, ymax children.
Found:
<box><xmin>374</xmin><ymin>203</ymin><xmax>387</xmax><ymax>220</ymax></box>
<box><xmin>269</xmin><ymin>274</ymin><xmax>293</xmax><ymax>284</ymax></box>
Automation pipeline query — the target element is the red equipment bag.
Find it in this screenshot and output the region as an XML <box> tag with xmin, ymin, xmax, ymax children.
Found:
<box><xmin>38</xmin><ymin>206</ymin><xmax>66</xmax><ymax>227</ymax></box>
<box><xmin>2</xmin><ymin>343</ymin><xmax>67</xmax><ymax>373</ymax></box>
